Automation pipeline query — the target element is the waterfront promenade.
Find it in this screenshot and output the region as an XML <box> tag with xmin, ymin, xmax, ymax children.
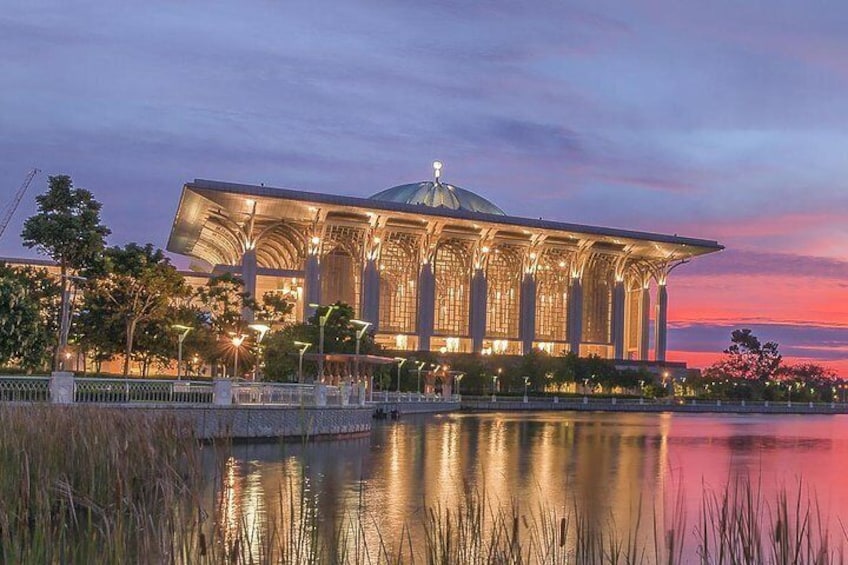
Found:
<box><xmin>4</xmin><ymin>373</ymin><xmax>845</xmax><ymax>444</ymax></box>
<box><xmin>462</xmin><ymin>395</ymin><xmax>848</xmax><ymax>415</ymax></box>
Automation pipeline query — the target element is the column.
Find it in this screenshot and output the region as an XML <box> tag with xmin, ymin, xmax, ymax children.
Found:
<box><xmin>567</xmin><ymin>276</ymin><xmax>583</xmax><ymax>355</ymax></box>
<box><xmin>361</xmin><ymin>258</ymin><xmax>380</xmax><ymax>330</ymax></box>
<box><xmin>639</xmin><ymin>286</ymin><xmax>650</xmax><ymax>360</ymax></box>
<box><xmin>612</xmin><ymin>280</ymin><xmax>626</xmax><ymax>359</ymax></box>
<box><xmin>241</xmin><ymin>248</ymin><xmax>257</xmax><ymax>322</ymax></box>
<box><xmin>519</xmin><ymin>272</ymin><xmax>536</xmax><ymax>354</ymax></box>
<box><xmin>303</xmin><ymin>254</ymin><xmax>320</xmax><ymax>320</ymax></box>
<box><xmin>469</xmin><ymin>268</ymin><xmax>487</xmax><ymax>353</ymax></box>
<box><xmin>655</xmin><ymin>283</ymin><xmax>668</xmax><ymax>361</ymax></box>
<box><xmin>417</xmin><ymin>262</ymin><xmax>435</xmax><ymax>351</ymax></box>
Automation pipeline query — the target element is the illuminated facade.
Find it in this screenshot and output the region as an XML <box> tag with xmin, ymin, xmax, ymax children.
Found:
<box><xmin>167</xmin><ymin>164</ymin><xmax>722</xmax><ymax>361</ymax></box>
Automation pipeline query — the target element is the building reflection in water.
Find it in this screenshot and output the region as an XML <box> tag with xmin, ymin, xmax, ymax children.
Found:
<box><xmin>204</xmin><ymin>412</ymin><xmax>848</xmax><ymax>558</ymax></box>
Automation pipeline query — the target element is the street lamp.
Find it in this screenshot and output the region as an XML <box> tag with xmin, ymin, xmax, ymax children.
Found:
<box><xmin>172</xmin><ymin>324</ymin><xmax>192</xmax><ymax>380</ymax></box>
<box><xmin>309</xmin><ymin>303</ymin><xmax>338</xmax><ymax>384</ymax></box>
<box><xmin>415</xmin><ymin>360</ymin><xmax>426</xmax><ymax>394</ymax></box>
<box><xmin>523</xmin><ymin>376</ymin><xmax>530</xmax><ymax>402</ymax></box>
<box><xmin>248</xmin><ymin>322</ymin><xmax>271</xmax><ymax>381</ymax></box>
<box><xmin>455</xmin><ymin>372</ymin><xmax>465</xmax><ymax>398</ymax></box>
<box><xmin>294</xmin><ymin>341</ymin><xmax>311</xmax><ymax>383</ymax></box>
<box><xmin>351</xmin><ymin>319</ymin><xmax>371</xmax><ymax>386</ymax></box>
<box><xmin>491</xmin><ymin>374</ymin><xmax>498</xmax><ymax>402</ymax></box>
<box><xmin>394</xmin><ymin>357</ymin><xmax>407</xmax><ymax>393</ymax></box>
<box><xmin>231</xmin><ymin>334</ymin><xmax>245</xmax><ymax>379</ymax></box>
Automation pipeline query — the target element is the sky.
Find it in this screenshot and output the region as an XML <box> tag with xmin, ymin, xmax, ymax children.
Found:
<box><xmin>1</xmin><ymin>1</ymin><xmax>847</xmax><ymax>373</ymax></box>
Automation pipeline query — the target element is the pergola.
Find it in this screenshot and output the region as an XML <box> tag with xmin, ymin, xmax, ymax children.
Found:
<box><xmin>303</xmin><ymin>353</ymin><xmax>396</xmax><ymax>387</ymax></box>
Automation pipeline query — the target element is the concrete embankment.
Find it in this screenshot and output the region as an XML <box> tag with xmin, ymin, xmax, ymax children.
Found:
<box><xmin>117</xmin><ymin>404</ymin><xmax>373</xmax><ymax>440</ymax></box>
<box><xmin>373</xmin><ymin>401</ymin><xmax>460</xmax><ymax>415</ymax></box>
<box><xmin>462</xmin><ymin>399</ymin><xmax>848</xmax><ymax>416</ymax></box>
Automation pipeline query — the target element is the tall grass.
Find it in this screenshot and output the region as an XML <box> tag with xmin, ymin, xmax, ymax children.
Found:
<box><xmin>1</xmin><ymin>404</ymin><xmax>845</xmax><ymax>564</ymax></box>
<box><xmin>0</xmin><ymin>405</ymin><xmax>200</xmax><ymax>563</ymax></box>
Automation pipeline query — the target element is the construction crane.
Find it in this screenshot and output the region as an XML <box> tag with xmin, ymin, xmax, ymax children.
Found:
<box><xmin>0</xmin><ymin>168</ymin><xmax>39</xmax><ymax>239</ymax></box>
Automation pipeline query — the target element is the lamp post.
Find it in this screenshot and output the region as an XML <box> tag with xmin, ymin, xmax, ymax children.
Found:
<box><xmin>172</xmin><ymin>324</ymin><xmax>192</xmax><ymax>380</ymax></box>
<box><xmin>294</xmin><ymin>341</ymin><xmax>311</xmax><ymax>383</ymax></box>
<box><xmin>248</xmin><ymin>322</ymin><xmax>270</xmax><ymax>381</ymax></box>
<box><xmin>309</xmin><ymin>303</ymin><xmax>338</xmax><ymax>384</ymax></box>
<box><xmin>491</xmin><ymin>374</ymin><xmax>498</xmax><ymax>402</ymax></box>
<box><xmin>455</xmin><ymin>372</ymin><xmax>465</xmax><ymax>399</ymax></box>
<box><xmin>523</xmin><ymin>376</ymin><xmax>530</xmax><ymax>402</ymax></box>
<box><xmin>415</xmin><ymin>361</ymin><xmax>426</xmax><ymax>395</ymax></box>
<box><xmin>351</xmin><ymin>319</ymin><xmax>371</xmax><ymax>386</ymax></box>
<box><xmin>231</xmin><ymin>334</ymin><xmax>245</xmax><ymax>379</ymax></box>
<box><xmin>394</xmin><ymin>357</ymin><xmax>406</xmax><ymax>393</ymax></box>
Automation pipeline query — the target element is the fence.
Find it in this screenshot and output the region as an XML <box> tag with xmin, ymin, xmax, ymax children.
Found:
<box><xmin>74</xmin><ymin>378</ymin><xmax>213</xmax><ymax>404</ymax></box>
<box><xmin>0</xmin><ymin>376</ymin><xmax>51</xmax><ymax>402</ymax></box>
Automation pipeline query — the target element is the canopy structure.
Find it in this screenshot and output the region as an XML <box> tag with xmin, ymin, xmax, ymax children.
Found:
<box><xmin>168</xmin><ymin>165</ymin><xmax>722</xmax><ymax>363</ymax></box>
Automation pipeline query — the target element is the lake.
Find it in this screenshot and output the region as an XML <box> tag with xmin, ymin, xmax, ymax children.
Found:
<box><xmin>208</xmin><ymin>411</ymin><xmax>848</xmax><ymax>560</ymax></box>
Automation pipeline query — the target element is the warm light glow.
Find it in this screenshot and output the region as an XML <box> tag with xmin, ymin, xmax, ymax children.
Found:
<box><xmin>232</xmin><ymin>335</ymin><xmax>245</xmax><ymax>347</ymax></box>
<box><xmin>395</xmin><ymin>334</ymin><xmax>408</xmax><ymax>349</ymax></box>
<box><xmin>537</xmin><ymin>342</ymin><xmax>554</xmax><ymax>354</ymax></box>
<box><xmin>481</xmin><ymin>246</ymin><xmax>490</xmax><ymax>253</ymax></box>
<box><xmin>245</xmin><ymin>198</ymin><xmax>255</xmax><ymax>208</ymax></box>
<box><xmin>445</xmin><ymin>337</ymin><xmax>460</xmax><ymax>352</ymax></box>
<box><xmin>311</xmin><ymin>236</ymin><xmax>320</xmax><ymax>245</ymax></box>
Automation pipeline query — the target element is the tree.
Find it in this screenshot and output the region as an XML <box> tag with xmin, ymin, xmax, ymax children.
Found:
<box><xmin>92</xmin><ymin>243</ymin><xmax>188</xmax><ymax>376</ymax></box>
<box><xmin>21</xmin><ymin>175</ymin><xmax>110</xmax><ymax>369</ymax></box>
<box><xmin>706</xmin><ymin>328</ymin><xmax>782</xmax><ymax>382</ymax></box>
<box><xmin>193</xmin><ymin>273</ymin><xmax>255</xmax><ymax>337</ymax></box>
<box><xmin>0</xmin><ymin>264</ymin><xmax>61</xmax><ymax>371</ymax></box>
<box><xmin>73</xmin><ymin>288</ymin><xmax>123</xmax><ymax>373</ymax></box>
<box><xmin>262</xmin><ymin>302</ymin><xmax>376</xmax><ymax>382</ymax></box>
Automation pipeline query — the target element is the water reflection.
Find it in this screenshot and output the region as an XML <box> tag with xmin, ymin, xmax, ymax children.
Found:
<box><xmin>206</xmin><ymin>412</ymin><xmax>848</xmax><ymax>558</ymax></box>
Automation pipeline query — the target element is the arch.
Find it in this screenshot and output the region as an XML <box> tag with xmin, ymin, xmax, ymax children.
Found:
<box><xmin>433</xmin><ymin>238</ymin><xmax>472</xmax><ymax>336</ymax></box>
<box><xmin>485</xmin><ymin>244</ymin><xmax>523</xmax><ymax>339</ymax></box>
<box><xmin>582</xmin><ymin>253</ymin><xmax>615</xmax><ymax>344</ymax></box>
<box><xmin>378</xmin><ymin>232</ymin><xmax>420</xmax><ymax>333</ymax></box>
<box><xmin>534</xmin><ymin>247</ymin><xmax>572</xmax><ymax>342</ymax></box>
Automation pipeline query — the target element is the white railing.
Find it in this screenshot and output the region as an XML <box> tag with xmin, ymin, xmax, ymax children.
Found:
<box><xmin>373</xmin><ymin>391</ymin><xmax>456</xmax><ymax>403</ymax></box>
<box><xmin>232</xmin><ymin>382</ymin><xmax>320</xmax><ymax>406</ymax></box>
<box><xmin>0</xmin><ymin>376</ymin><xmax>51</xmax><ymax>402</ymax></box>
<box><xmin>74</xmin><ymin>378</ymin><xmax>213</xmax><ymax>404</ymax></box>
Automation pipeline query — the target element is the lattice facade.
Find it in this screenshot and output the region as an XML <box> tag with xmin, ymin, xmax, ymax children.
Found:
<box><xmin>485</xmin><ymin>244</ymin><xmax>523</xmax><ymax>339</ymax></box>
<box><xmin>534</xmin><ymin>248</ymin><xmax>571</xmax><ymax>342</ymax></box>
<box><xmin>378</xmin><ymin>231</ymin><xmax>420</xmax><ymax>333</ymax></box>
<box><xmin>320</xmin><ymin>224</ymin><xmax>365</xmax><ymax>314</ymax></box>
<box><xmin>582</xmin><ymin>254</ymin><xmax>614</xmax><ymax>344</ymax></box>
<box><xmin>433</xmin><ymin>239</ymin><xmax>471</xmax><ymax>336</ymax></box>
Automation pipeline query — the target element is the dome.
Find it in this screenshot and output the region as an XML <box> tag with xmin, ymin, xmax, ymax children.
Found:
<box><xmin>369</xmin><ymin>162</ymin><xmax>506</xmax><ymax>216</ymax></box>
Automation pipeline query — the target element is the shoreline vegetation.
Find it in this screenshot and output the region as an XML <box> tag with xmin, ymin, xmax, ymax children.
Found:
<box><xmin>1</xmin><ymin>406</ymin><xmax>844</xmax><ymax>564</ymax></box>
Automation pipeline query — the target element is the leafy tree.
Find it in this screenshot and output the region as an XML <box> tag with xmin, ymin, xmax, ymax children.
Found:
<box><xmin>73</xmin><ymin>280</ymin><xmax>124</xmax><ymax>373</ymax></box>
<box><xmin>91</xmin><ymin>243</ymin><xmax>188</xmax><ymax>375</ymax></box>
<box><xmin>194</xmin><ymin>273</ymin><xmax>255</xmax><ymax>337</ymax></box>
<box><xmin>0</xmin><ymin>264</ymin><xmax>61</xmax><ymax>371</ymax></box>
<box><xmin>706</xmin><ymin>328</ymin><xmax>782</xmax><ymax>382</ymax></box>
<box><xmin>21</xmin><ymin>175</ymin><xmax>110</xmax><ymax>369</ymax></box>
<box><xmin>262</xmin><ymin>302</ymin><xmax>376</xmax><ymax>382</ymax></box>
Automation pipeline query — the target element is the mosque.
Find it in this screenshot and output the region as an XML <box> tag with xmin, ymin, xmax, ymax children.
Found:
<box><xmin>167</xmin><ymin>162</ymin><xmax>722</xmax><ymax>362</ymax></box>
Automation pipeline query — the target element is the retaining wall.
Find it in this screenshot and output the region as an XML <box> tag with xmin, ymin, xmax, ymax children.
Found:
<box><xmin>107</xmin><ymin>405</ymin><xmax>373</xmax><ymax>440</ymax></box>
<box><xmin>374</xmin><ymin>401</ymin><xmax>460</xmax><ymax>415</ymax></box>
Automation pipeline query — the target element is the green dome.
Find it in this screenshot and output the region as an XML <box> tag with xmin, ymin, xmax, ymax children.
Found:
<box><xmin>369</xmin><ymin>163</ymin><xmax>505</xmax><ymax>215</ymax></box>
